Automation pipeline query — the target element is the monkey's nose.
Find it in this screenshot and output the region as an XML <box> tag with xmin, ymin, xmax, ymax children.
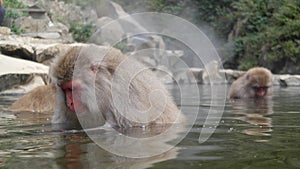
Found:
<box><xmin>67</xmin><ymin>101</ymin><xmax>76</xmax><ymax>112</ymax></box>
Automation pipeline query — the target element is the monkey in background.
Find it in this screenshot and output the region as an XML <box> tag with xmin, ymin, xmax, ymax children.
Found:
<box><xmin>229</xmin><ymin>67</ymin><xmax>273</xmax><ymax>99</ymax></box>
<box><xmin>50</xmin><ymin>45</ymin><xmax>183</xmax><ymax>129</ymax></box>
<box><xmin>7</xmin><ymin>84</ymin><xmax>56</xmax><ymax>113</ymax></box>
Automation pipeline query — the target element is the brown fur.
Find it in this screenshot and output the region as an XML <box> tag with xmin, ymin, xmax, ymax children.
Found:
<box><xmin>50</xmin><ymin>45</ymin><xmax>183</xmax><ymax>128</ymax></box>
<box><xmin>51</xmin><ymin>47</ymin><xmax>81</xmax><ymax>83</ymax></box>
<box><xmin>7</xmin><ymin>84</ymin><xmax>56</xmax><ymax>113</ymax></box>
<box><xmin>229</xmin><ymin>67</ymin><xmax>273</xmax><ymax>99</ymax></box>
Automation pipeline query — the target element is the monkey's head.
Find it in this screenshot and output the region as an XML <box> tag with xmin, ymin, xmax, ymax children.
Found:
<box><xmin>246</xmin><ymin>67</ymin><xmax>273</xmax><ymax>97</ymax></box>
<box><xmin>50</xmin><ymin>45</ymin><xmax>124</xmax><ymax>115</ymax></box>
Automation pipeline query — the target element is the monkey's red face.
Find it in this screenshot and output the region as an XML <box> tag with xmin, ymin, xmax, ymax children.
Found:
<box><xmin>60</xmin><ymin>80</ymin><xmax>86</xmax><ymax>113</ymax></box>
<box><xmin>252</xmin><ymin>86</ymin><xmax>269</xmax><ymax>97</ymax></box>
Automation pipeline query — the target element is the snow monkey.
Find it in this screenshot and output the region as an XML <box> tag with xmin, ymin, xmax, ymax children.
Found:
<box><xmin>50</xmin><ymin>45</ymin><xmax>182</xmax><ymax>128</ymax></box>
<box><xmin>229</xmin><ymin>67</ymin><xmax>273</xmax><ymax>99</ymax></box>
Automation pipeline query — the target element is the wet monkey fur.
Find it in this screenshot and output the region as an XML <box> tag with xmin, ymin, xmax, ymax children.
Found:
<box><xmin>229</xmin><ymin>67</ymin><xmax>273</xmax><ymax>99</ymax></box>
<box><xmin>7</xmin><ymin>84</ymin><xmax>56</xmax><ymax>113</ymax></box>
<box><xmin>50</xmin><ymin>45</ymin><xmax>183</xmax><ymax>128</ymax></box>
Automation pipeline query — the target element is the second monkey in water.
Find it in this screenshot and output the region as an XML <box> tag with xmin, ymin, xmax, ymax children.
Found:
<box><xmin>228</xmin><ymin>67</ymin><xmax>273</xmax><ymax>99</ymax></box>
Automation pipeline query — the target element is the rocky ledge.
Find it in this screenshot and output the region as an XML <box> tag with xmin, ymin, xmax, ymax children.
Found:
<box><xmin>1</xmin><ymin>42</ymin><xmax>299</xmax><ymax>95</ymax></box>
<box><xmin>1</xmin><ymin>0</ymin><xmax>299</xmax><ymax>95</ymax></box>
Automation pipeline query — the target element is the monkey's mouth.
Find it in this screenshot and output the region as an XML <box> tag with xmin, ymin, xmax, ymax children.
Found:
<box><xmin>252</xmin><ymin>86</ymin><xmax>268</xmax><ymax>97</ymax></box>
<box><xmin>257</xmin><ymin>89</ymin><xmax>266</xmax><ymax>96</ymax></box>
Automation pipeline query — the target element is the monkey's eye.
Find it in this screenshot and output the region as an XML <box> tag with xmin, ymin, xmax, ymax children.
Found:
<box><xmin>252</xmin><ymin>86</ymin><xmax>268</xmax><ymax>91</ymax></box>
<box><xmin>90</xmin><ymin>65</ymin><xmax>95</xmax><ymax>71</ymax></box>
<box><xmin>90</xmin><ymin>64</ymin><xmax>99</xmax><ymax>73</ymax></box>
<box><xmin>263</xmin><ymin>86</ymin><xmax>269</xmax><ymax>90</ymax></box>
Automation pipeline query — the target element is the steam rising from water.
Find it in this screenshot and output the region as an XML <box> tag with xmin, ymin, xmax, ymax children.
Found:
<box><xmin>73</xmin><ymin>3</ymin><xmax>227</xmax><ymax>158</ymax></box>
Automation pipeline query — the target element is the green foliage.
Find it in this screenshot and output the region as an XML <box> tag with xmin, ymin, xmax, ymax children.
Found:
<box><xmin>3</xmin><ymin>0</ymin><xmax>28</xmax><ymax>19</ymax></box>
<box><xmin>2</xmin><ymin>0</ymin><xmax>298</xmax><ymax>73</ymax></box>
<box><xmin>143</xmin><ymin>0</ymin><xmax>235</xmax><ymax>38</ymax></box>
<box><xmin>149</xmin><ymin>0</ymin><xmax>200</xmax><ymax>15</ymax></box>
<box><xmin>125</xmin><ymin>0</ymin><xmax>300</xmax><ymax>73</ymax></box>
<box><xmin>10</xmin><ymin>22</ymin><xmax>25</xmax><ymax>35</ymax></box>
<box><xmin>2</xmin><ymin>0</ymin><xmax>28</xmax><ymax>34</ymax></box>
<box><xmin>4</xmin><ymin>9</ymin><xmax>28</xmax><ymax>19</ymax></box>
<box><xmin>228</xmin><ymin>0</ymin><xmax>300</xmax><ymax>72</ymax></box>
<box><xmin>113</xmin><ymin>41</ymin><xmax>129</xmax><ymax>53</ymax></box>
<box><xmin>3</xmin><ymin>0</ymin><xmax>26</xmax><ymax>8</ymax></box>
<box><xmin>146</xmin><ymin>0</ymin><xmax>186</xmax><ymax>15</ymax></box>
<box><xmin>69</xmin><ymin>23</ymin><xmax>94</xmax><ymax>42</ymax></box>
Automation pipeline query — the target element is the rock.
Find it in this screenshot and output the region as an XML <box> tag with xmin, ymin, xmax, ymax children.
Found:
<box><xmin>92</xmin><ymin>0</ymin><xmax>118</xmax><ymax>19</ymax></box>
<box><xmin>0</xmin><ymin>27</ymin><xmax>11</xmax><ymax>35</ymax></box>
<box><xmin>273</xmin><ymin>74</ymin><xmax>300</xmax><ymax>87</ymax></box>
<box><xmin>0</xmin><ymin>74</ymin><xmax>33</xmax><ymax>93</ymax></box>
<box><xmin>0</xmin><ymin>35</ymin><xmax>83</xmax><ymax>63</ymax></box>
<box><xmin>186</xmin><ymin>68</ymin><xmax>245</xmax><ymax>84</ymax></box>
<box><xmin>126</xmin><ymin>34</ymin><xmax>166</xmax><ymax>63</ymax></box>
<box><xmin>46</xmin><ymin>22</ymin><xmax>68</xmax><ymax>34</ymax></box>
<box><xmin>110</xmin><ymin>2</ymin><xmax>148</xmax><ymax>34</ymax></box>
<box><xmin>91</xmin><ymin>1</ymin><xmax>156</xmax><ymax>35</ymax></box>
<box><xmin>281</xmin><ymin>60</ymin><xmax>300</xmax><ymax>75</ymax></box>
<box><xmin>0</xmin><ymin>54</ymin><xmax>49</xmax><ymax>93</ymax></box>
<box><xmin>46</xmin><ymin>22</ymin><xmax>73</xmax><ymax>42</ymax></box>
<box><xmin>0</xmin><ymin>41</ymin><xmax>35</xmax><ymax>61</ymax></box>
<box><xmin>15</xmin><ymin>15</ymin><xmax>73</xmax><ymax>42</ymax></box>
<box><xmin>220</xmin><ymin>69</ymin><xmax>245</xmax><ymax>84</ymax></box>
<box><xmin>91</xmin><ymin>1</ymin><xmax>166</xmax><ymax>52</ymax></box>
<box><xmin>1</xmin><ymin>75</ymin><xmax>47</xmax><ymax>94</ymax></box>
<box><xmin>5</xmin><ymin>3</ymin><xmax>74</xmax><ymax>42</ymax></box>
<box><xmin>189</xmin><ymin>68</ymin><xmax>204</xmax><ymax>84</ymax></box>
<box><xmin>202</xmin><ymin>60</ymin><xmax>225</xmax><ymax>84</ymax></box>
<box><xmin>37</xmin><ymin>0</ymin><xmax>97</xmax><ymax>27</ymax></box>
<box><xmin>127</xmin><ymin>48</ymin><xmax>158</xmax><ymax>68</ymax></box>
<box><xmin>170</xmin><ymin>67</ymin><xmax>204</xmax><ymax>84</ymax></box>
<box><xmin>22</xmin><ymin>32</ymin><xmax>61</xmax><ymax>39</ymax></box>
<box><xmin>15</xmin><ymin>16</ymin><xmax>49</xmax><ymax>33</ymax></box>
<box><xmin>0</xmin><ymin>53</ymin><xmax>49</xmax><ymax>74</ymax></box>
<box><xmin>88</xmin><ymin>16</ymin><xmax>124</xmax><ymax>45</ymax></box>
<box><xmin>0</xmin><ymin>37</ymin><xmax>58</xmax><ymax>62</ymax></box>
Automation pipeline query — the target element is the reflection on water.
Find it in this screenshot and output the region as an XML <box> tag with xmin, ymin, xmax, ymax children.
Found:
<box><xmin>55</xmin><ymin>131</ymin><xmax>180</xmax><ymax>169</ymax></box>
<box><xmin>0</xmin><ymin>85</ymin><xmax>300</xmax><ymax>168</ymax></box>
<box><xmin>230</xmin><ymin>98</ymin><xmax>273</xmax><ymax>141</ymax></box>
